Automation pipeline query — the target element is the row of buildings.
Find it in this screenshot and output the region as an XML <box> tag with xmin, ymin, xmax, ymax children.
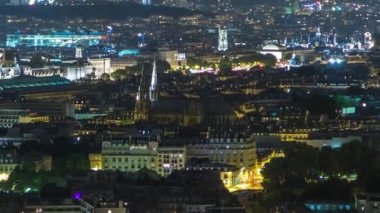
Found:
<box><xmin>90</xmin><ymin>132</ymin><xmax>257</xmax><ymax>189</ymax></box>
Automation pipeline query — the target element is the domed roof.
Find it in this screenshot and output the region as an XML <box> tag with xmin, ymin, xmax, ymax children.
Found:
<box><xmin>262</xmin><ymin>44</ymin><xmax>285</xmax><ymax>51</ymax></box>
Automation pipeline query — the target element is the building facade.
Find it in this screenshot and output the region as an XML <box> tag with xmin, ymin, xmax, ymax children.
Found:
<box><xmin>100</xmin><ymin>136</ymin><xmax>186</xmax><ymax>177</ymax></box>
<box><xmin>186</xmin><ymin>135</ymin><xmax>257</xmax><ymax>171</ymax></box>
<box><xmin>6</xmin><ymin>34</ymin><xmax>103</xmax><ymax>47</ymax></box>
<box><xmin>0</xmin><ymin>108</ymin><xmax>29</xmax><ymax>129</ymax></box>
<box><xmin>0</xmin><ymin>150</ymin><xmax>18</xmax><ymax>181</ymax></box>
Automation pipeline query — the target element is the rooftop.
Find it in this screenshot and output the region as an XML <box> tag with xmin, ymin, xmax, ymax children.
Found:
<box><xmin>0</xmin><ymin>75</ymin><xmax>72</xmax><ymax>92</ymax></box>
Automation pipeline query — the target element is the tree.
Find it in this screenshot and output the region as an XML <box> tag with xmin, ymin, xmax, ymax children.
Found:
<box><xmin>262</xmin><ymin>54</ymin><xmax>277</xmax><ymax>67</ymax></box>
<box><xmin>20</xmin><ymin>161</ymin><xmax>37</xmax><ymax>172</ymax></box>
<box><xmin>293</xmin><ymin>66</ymin><xmax>318</xmax><ymax>77</ymax></box>
<box><xmin>86</xmin><ymin>71</ymin><xmax>96</xmax><ymax>80</ymax></box>
<box><xmin>111</xmin><ymin>69</ymin><xmax>128</xmax><ymax>81</ymax></box>
<box><xmin>301</xmin><ymin>179</ymin><xmax>354</xmax><ymax>201</ymax></box>
<box><xmin>186</xmin><ymin>57</ymin><xmax>204</xmax><ymax>67</ymax></box>
<box><xmin>65</xmin><ymin>153</ymin><xmax>90</xmax><ymax>172</ymax></box>
<box><xmin>219</xmin><ymin>59</ymin><xmax>232</xmax><ymax>73</ymax></box>
<box><xmin>262</xmin><ymin>143</ymin><xmax>319</xmax><ymax>190</ymax></box>
<box><xmin>298</xmin><ymin>93</ymin><xmax>337</xmax><ymax>117</ymax></box>
<box><xmin>336</xmin><ymin>141</ymin><xmax>377</xmax><ymax>178</ymax></box>
<box><xmin>363</xmin><ymin>169</ymin><xmax>380</xmax><ymax>193</ymax></box>
<box><xmin>100</xmin><ymin>73</ymin><xmax>111</xmax><ymax>81</ymax></box>
<box><xmin>40</xmin><ymin>183</ymin><xmax>69</xmax><ymax>200</ymax></box>
<box><xmin>29</xmin><ymin>54</ymin><xmax>45</xmax><ymax>68</ymax></box>
<box><xmin>156</xmin><ymin>60</ymin><xmax>171</xmax><ymax>73</ymax></box>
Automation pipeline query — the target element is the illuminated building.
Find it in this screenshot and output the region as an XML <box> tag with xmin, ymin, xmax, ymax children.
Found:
<box><xmin>163</xmin><ymin>132</ymin><xmax>258</xmax><ymax>191</ymax></box>
<box><xmin>149</xmin><ymin>61</ymin><xmax>158</xmax><ymax>102</ymax></box>
<box><xmin>0</xmin><ymin>108</ymin><xmax>29</xmax><ymax>128</ymax></box>
<box><xmin>100</xmin><ymin>136</ymin><xmax>186</xmax><ymax>177</ymax></box>
<box><xmin>23</xmin><ymin>200</ymin><xmax>94</xmax><ymax>213</ymax></box>
<box><xmin>101</xmin><ymin>138</ymin><xmax>158</xmax><ymax>173</ymax></box>
<box><xmin>186</xmin><ymin>134</ymin><xmax>257</xmax><ymax>173</ymax></box>
<box><xmin>259</xmin><ymin>44</ymin><xmax>314</xmax><ymax>62</ymax></box>
<box><xmin>0</xmin><ymin>50</ymin><xmax>21</xmax><ymax>80</ymax></box>
<box><xmin>356</xmin><ymin>193</ymin><xmax>380</xmax><ymax>213</ymax></box>
<box><xmin>218</xmin><ymin>28</ymin><xmax>228</xmax><ymax>52</ymax></box>
<box><xmin>158</xmin><ymin>49</ymin><xmax>180</xmax><ymax>69</ymax></box>
<box><xmin>22</xmin><ymin>101</ymin><xmax>75</xmax><ymax>121</ymax></box>
<box><xmin>88</xmin><ymin>111</ymin><xmax>134</xmax><ymax>125</ymax></box>
<box><xmin>93</xmin><ymin>200</ymin><xmax>128</xmax><ymax>213</ymax></box>
<box><xmin>134</xmin><ymin>62</ymin><xmax>159</xmax><ymax>121</ymax></box>
<box><xmin>62</xmin><ymin>63</ymin><xmax>93</xmax><ymax>81</ymax></box>
<box><xmin>305</xmin><ymin>201</ymin><xmax>353</xmax><ymax>212</ymax></box>
<box><xmin>259</xmin><ymin>44</ymin><xmax>287</xmax><ymax>61</ymax></box>
<box><xmin>19</xmin><ymin>113</ymin><xmax>49</xmax><ymax>124</ymax></box>
<box><xmin>118</xmin><ymin>49</ymin><xmax>140</xmax><ymax>57</ymax></box>
<box><xmin>6</xmin><ymin>33</ymin><xmax>104</xmax><ymax>47</ymax></box>
<box><xmin>23</xmin><ymin>67</ymin><xmax>63</xmax><ymax>78</ymax></box>
<box><xmin>110</xmin><ymin>58</ymin><xmax>138</xmax><ymax>73</ymax></box>
<box><xmin>368</xmin><ymin>34</ymin><xmax>380</xmax><ymax>78</ymax></box>
<box><xmin>75</xmin><ymin>47</ymin><xmax>83</xmax><ymax>59</ymax></box>
<box><xmin>89</xmin><ymin>153</ymin><xmax>102</xmax><ymax>171</ymax></box>
<box><xmin>158</xmin><ymin>146</ymin><xmax>186</xmax><ymax>177</ymax></box>
<box><xmin>134</xmin><ymin>63</ymin><xmax>237</xmax><ymax>126</ymax></box>
<box><xmin>22</xmin><ymin>58</ymin><xmax>111</xmax><ymax>80</ymax></box>
<box><xmin>88</xmin><ymin>58</ymin><xmax>111</xmax><ymax>78</ymax></box>
<box><xmin>0</xmin><ymin>65</ymin><xmax>21</xmax><ymax>80</ymax></box>
<box><xmin>0</xmin><ymin>150</ymin><xmax>18</xmax><ymax>181</ymax></box>
<box><xmin>0</xmin><ymin>134</ymin><xmax>38</xmax><ymax>147</ymax></box>
<box><xmin>220</xmin><ymin>167</ymin><xmax>240</xmax><ymax>189</ymax></box>
<box><xmin>185</xmin><ymin>162</ymin><xmax>241</xmax><ymax>189</ymax></box>
<box><xmin>0</xmin><ymin>101</ymin><xmax>75</xmax><ymax>123</ymax></box>
<box><xmin>0</xmin><ymin>76</ymin><xmax>72</xmax><ymax>93</ymax></box>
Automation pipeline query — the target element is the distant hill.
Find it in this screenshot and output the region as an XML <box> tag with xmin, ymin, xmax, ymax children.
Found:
<box><xmin>0</xmin><ymin>3</ymin><xmax>207</xmax><ymax>19</ymax></box>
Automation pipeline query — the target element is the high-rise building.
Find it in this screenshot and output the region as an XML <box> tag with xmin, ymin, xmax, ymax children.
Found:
<box><xmin>218</xmin><ymin>28</ymin><xmax>228</xmax><ymax>52</ymax></box>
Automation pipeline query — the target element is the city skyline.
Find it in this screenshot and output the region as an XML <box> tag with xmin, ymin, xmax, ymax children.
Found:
<box><xmin>0</xmin><ymin>0</ymin><xmax>380</xmax><ymax>212</ymax></box>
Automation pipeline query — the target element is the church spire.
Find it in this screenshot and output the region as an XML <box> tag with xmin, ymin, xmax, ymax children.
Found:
<box><xmin>134</xmin><ymin>63</ymin><xmax>149</xmax><ymax>122</ymax></box>
<box><xmin>149</xmin><ymin>60</ymin><xmax>158</xmax><ymax>102</ymax></box>
<box><xmin>136</xmin><ymin>63</ymin><xmax>144</xmax><ymax>101</ymax></box>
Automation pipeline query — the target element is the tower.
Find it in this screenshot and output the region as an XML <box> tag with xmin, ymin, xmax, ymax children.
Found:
<box><xmin>75</xmin><ymin>47</ymin><xmax>83</xmax><ymax>59</ymax></box>
<box><xmin>149</xmin><ymin>61</ymin><xmax>158</xmax><ymax>102</ymax></box>
<box><xmin>134</xmin><ymin>64</ymin><xmax>150</xmax><ymax>122</ymax></box>
<box><xmin>218</xmin><ymin>27</ymin><xmax>228</xmax><ymax>52</ymax></box>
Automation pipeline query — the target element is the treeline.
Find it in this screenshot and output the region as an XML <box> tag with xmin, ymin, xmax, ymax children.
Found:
<box><xmin>247</xmin><ymin>141</ymin><xmax>380</xmax><ymax>212</ymax></box>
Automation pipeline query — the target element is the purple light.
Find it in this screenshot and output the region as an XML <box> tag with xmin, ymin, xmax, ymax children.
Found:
<box><xmin>73</xmin><ymin>192</ymin><xmax>82</xmax><ymax>200</ymax></box>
